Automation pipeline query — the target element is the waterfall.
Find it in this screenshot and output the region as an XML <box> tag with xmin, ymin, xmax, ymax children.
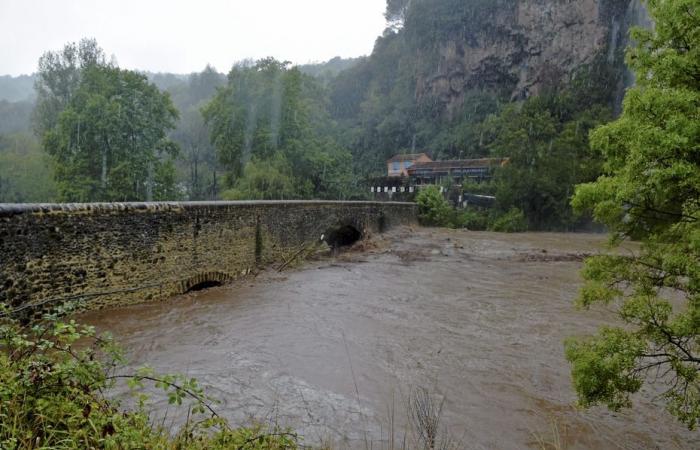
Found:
<box><xmin>612</xmin><ymin>0</ymin><xmax>653</xmax><ymax>114</ymax></box>
<box><xmin>607</xmin><ymin>18</ymin><xmax>620</xmax><ymax>63</ymax></box>
<box><xmin>621</xmin><ymin>0</ymin><xmax>653</xmax><ymax>90</ymax></box>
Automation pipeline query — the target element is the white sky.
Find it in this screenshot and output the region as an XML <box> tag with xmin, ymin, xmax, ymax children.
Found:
<box><xmin>0</xmin><ymin>0</ymin><xmax>388</xmax><ymax>76</ymax></box>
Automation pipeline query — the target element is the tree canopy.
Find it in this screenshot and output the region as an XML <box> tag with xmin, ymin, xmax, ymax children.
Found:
<box><xmin>36</xmin><ymin>40</ymin><xmax>180</xmax><ymax>202</ymax></box>
<box><xmin>202</xmin><ymin>58</ymin><xmax>354</xmax><ymax>200</ymax></box>
<box><xmin>566</xmin><ymin>0</ymin><xmax>700</xmax><ymax>428</ymax></box>
<box><xmin>33</xmin><ymin>39</ymin><xmax>107</xmax><ymax>137</ymax></box>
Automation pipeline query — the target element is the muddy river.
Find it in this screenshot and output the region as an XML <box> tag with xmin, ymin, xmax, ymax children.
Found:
<box><xmin>78</xmin><ymin>227</ymin><xmax>698</xmax><ymax>449</ymax></box>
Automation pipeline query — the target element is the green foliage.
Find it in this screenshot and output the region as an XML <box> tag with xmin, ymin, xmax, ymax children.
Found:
<box><xmin>566</xmin><ymin>0</ymin><xmax>700</xmax><ymax>429</ymax></box>
<box><xmin>203</xmin><ymin>58</ymin><xmax>354</xmax><ymax>200</ymax></box>
<box><xmin>0</xmin><ymin>132</ymin><xmax>56</xmax><ymax>202</ymax></box>
<box><xmin>565</xmin><ymin>328</ymin><xmax>646</xmax><ymax>410</ymax></box>
<box><xmin>462</xmin><ymin>179</ymin><xmax>495</xmax><ymax>196</ymax></box>
<box><xmin>0</xmin><ymin>302</ymin><xmax>299</xmax><ymax>449</ymax></box>
<box><xmin>416</xmin><ymin>186</ymin><xmax>452</xmax><ymax>226</ymax></box>
<box><xmin>403</xmin><ymin>0</ymin><xmax>516</xmax><ymax>51</ymax></box>
<box><xmin>298</xmin><ymin>57</ymin><xmax>363</xmax><ymax>86</ymax></box>
<box><xmin>36</xmin><ymin>40</ymin><xmax>181</xmax><ymax>202</ymax></box>
<box><xmin>417</xmin><ymin>187</ymin><xmax>528</xmax><ymax>232</ymax></box>
<box><xmin>451</xmin><ymin>208</ymin><xmax>489</xmax><ymax>231</ymax></box>
<box><xmin>488</xmin><ymin>207</ymin><xmax>527</xmax><ymax>233</ymax></box>
<box><xmin>33</xmin><ymin>38</ymin><xmax>106</xmax><ymax>137</ymax></box>
<box><xmin>166</xmin><ymin>65</ymin><xmax>226</xmax><ymax>200</ymax></box>
<box><xmin>476</xmin><ymin>51</ymin><xmax>624</xmax><ymax>230</ymax></box>
<box><xmin>0</xmin><ymin>74</ymin><xmax>35</xmax><ymax>103</ymax></box>
<box><xmin>484</xmin><ymin>91</ymin><xmax>611</xmax><ymax>230</ymax></box>
<box><xmin>0</xmin><ymin>100</ymin><xmax>33</xmax><ymax>134</ymax></box>
<box><xmin>222</xmin><ymin>154</ymin><xmax>299</xmax><ymax>200</ymax></box>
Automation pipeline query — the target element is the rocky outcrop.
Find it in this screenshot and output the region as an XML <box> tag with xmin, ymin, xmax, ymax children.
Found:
<box><xmin>417</xmin><ymin>0</ymin><xmax>649</xmax><ymax>113</ymax></box>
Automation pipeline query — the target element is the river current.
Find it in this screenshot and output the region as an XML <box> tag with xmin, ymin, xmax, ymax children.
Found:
<box><xmin>78</xmin><ymin>227</ymin><xmax>698</xmax><ymax>449</ymax></box>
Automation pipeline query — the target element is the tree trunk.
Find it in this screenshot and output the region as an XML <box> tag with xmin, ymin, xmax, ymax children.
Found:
<box><xmin>146</xmin><ymin>161</ymin><xmax>154</xmax><ymax>202</ymax></box>
<box><xmin>101</xmin><ymin>147</ymin><xmax>107</xmax><ymax>190</ymax></box>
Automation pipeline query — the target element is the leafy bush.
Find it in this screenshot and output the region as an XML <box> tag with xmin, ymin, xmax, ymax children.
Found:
<box><xmin>417</xmin><ymin>186</ymin><xmax>529</xmax><ymax>232</ymax></box>
<box><xmin>451</xmin><ymin>208</ymin><xmax>489</xmax><ymax>230</ymax></box>
<box><xmin>461</xmin><ymin>179</ymin><xmax>495</xmax><ymax>196</ymax></box>
<box><xmin>0</xmin><ymin>303</ymin><xmax>298</xmax><ymax>449</ymax></box>
<box><xmin>489</xmin><ymin>207</ymin><xmax>527</xmax><ymax>232</ymax></box>
<box><xmin>416</xmin><ymin>186</ymin><xmax>452</xmax><ymax>226</ymax></box>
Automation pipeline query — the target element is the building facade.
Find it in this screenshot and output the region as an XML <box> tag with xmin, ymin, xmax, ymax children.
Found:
<box><xmin>370</xmin><ymin>154</ymin><xmax>509</xmax><ymax>206</ymax></box>
<box><xmin>386</xmin><ymin>153</ymin><xmax>432</xmax><ymax>177</ymax></box>
<box><xmin>407</xmin><ymin>158</ymin><xmax>509</xmax><ymax>184</ymax></box>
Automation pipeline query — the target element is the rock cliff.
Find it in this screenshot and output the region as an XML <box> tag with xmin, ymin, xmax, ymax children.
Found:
<box><xmin>413</xmin><ymin>0</ymin><xmax>650</xmax><ymax>112</ymax></box>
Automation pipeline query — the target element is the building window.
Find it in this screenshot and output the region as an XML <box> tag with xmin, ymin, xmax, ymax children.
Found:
<box><xmin>392</xmin><ymin>161</ymin><xmax>400</xmax><ymax>171</ymax></box>
<box><xmin>404</xmin><ymin>161</ymin><xmax>413</xmax><ymax>169</ymax></box>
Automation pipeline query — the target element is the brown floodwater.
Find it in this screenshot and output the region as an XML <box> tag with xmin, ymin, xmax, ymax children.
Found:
<box><xmin>78</xmin><ymin>227</ymin><xmax>698</xmax><ymax>449</ymax></box>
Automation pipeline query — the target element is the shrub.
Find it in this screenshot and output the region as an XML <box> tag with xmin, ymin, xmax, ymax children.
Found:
<box><xmin>416</xmin><ymin>186</ymin><xmax>452</xmax><ymax>226</ymax></box>
<box><xmin>489</xmin><ymin>207</ymin><xmax>528</xmax><ymax>232</ymax></box>
<box><xmin>0</xmin><ymin>303</ymin><xmax>298</xmax><ymax>449</ymax></box>
<box><xmin>451</xmin><ymin>208</ymin><xmax>489</xmax><ymax>230</ymax></box>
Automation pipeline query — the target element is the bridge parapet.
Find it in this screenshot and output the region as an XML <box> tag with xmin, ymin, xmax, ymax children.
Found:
<box><xmin>0</xmin><ymin>201</ymin><xmax>416</xmax><ymax>314</ymax></box>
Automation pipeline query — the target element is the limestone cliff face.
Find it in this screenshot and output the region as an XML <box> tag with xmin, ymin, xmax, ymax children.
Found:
<box><xmin>417</xmin><ymin>0</ymin><xmax>649</xmax><ymax>112</ymax></box>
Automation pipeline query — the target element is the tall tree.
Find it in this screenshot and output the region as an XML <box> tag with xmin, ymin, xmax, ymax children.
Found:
<box><xmin>484</xmin><ymin>91</ymin><xmax>610</xmax><ymax>230</ymax></box>
<box><xmin>171</xmin><ymin>108</ymin><xmax>217</xmax><ymax>200</ymax></box>
<box><xmin>202</xmin><ymin>58</ymin><xmax>353</xmax><ymax>200</ymax></box>
<box><xmin>36</xmin><ymin>41</ymin><xmax>180</xmax><ymax>202</ymax></box>
<box><xmin>33</xmin><ymin>39</ymin><xmax>106</xmax><ymax>136</ymax></box>
<box><xmin>166</xmin><ymin>65</ymin><xmax>225</xmax><ymax>200</ymax></box>
<box><xmin>566</xmin><ymin>0</ymin><xmax>700</xmax><ymax>428</ymax></box>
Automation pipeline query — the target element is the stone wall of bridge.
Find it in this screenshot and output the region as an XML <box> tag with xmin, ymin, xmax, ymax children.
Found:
<box><xmin>0</xmin><ymin>201</ymin><xmax>416</xmax><ymax>314</ymax></box>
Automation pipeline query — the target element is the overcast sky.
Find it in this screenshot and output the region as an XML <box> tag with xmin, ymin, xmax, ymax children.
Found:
<box><xmin>0</xmin><ymin>0</ymin><xmax>388</xmax><ymax>76</ymax></box>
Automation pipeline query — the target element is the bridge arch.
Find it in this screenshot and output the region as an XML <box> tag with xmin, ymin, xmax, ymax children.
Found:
<box><xmin>179</xmin><ymin>271</ymin><xmax>233</xmax><ymax>294</ymax></box>
<box><xmin>324</xmin><ymin>220</ymin><xmax>364</xmax><ymax>248</ymax></box>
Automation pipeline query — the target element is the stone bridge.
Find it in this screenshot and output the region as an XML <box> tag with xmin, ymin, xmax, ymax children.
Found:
<box><xmin>0</xmin><ymin>201</ymin><xmax>416</xmax><ymax>314</ymax></box>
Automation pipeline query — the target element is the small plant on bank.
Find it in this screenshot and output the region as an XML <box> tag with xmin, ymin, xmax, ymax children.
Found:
<box><xmin>0</xmin><ymin>302</ymin><xmax>298</xmax><ymax>449</ymax></box>
<box><xmin>488</xmin><ymin>207</ymin><xmax>527</xmax><ymax>232</ymax></box>
<box><xmin>452</xmin><ymin>208</ymin><xmax>490</xmax><ymax>230</ymax></box>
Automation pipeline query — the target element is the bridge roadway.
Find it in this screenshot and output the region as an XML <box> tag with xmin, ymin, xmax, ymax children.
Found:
<box><xmin>0</xmin><ymin>201</ymin><xmax>417</xmax><ymax>315</ymax></box>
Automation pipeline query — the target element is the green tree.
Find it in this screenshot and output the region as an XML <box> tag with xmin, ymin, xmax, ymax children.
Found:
<box><xmin>485</xmin><ymin>93</ymin><xmax>610</xmax><ymax>230</ymax></box>
<box><xmin>221</xmin><ymin>154</ymin><xmax>299</xmax><ymax>200</ymax></box>
<box><xmin>33</xmin><ymin>38</ymin><xmax>107</xmax><ymax>137</ymax></box>
<box><xmin>202</xmin><ymin>58</ymin><xmax>353</xmax><ymax>200</ymax></box>
<box><xmin>0</xmin><ymin>100</ymin><xmax>33</xmax><ymax>134</ymax></box>
<box><xmin>165</xmin><ymin>65</ymin><xmax>226</xmax><ymax>200</ymax></box>
<box><xmin>566</xmin><ymin>0</ymin><xmax>700</xmax><ymax>428</ymax></box>
<box><xmin>37</xmin><ymin>43</ymin><xmax>180</xmax><ymax>202</ymax></box>
<box><xmin>171</xmin><ymin>107</ymin><xmax>219</xmax><ymax>200</ymax></box>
